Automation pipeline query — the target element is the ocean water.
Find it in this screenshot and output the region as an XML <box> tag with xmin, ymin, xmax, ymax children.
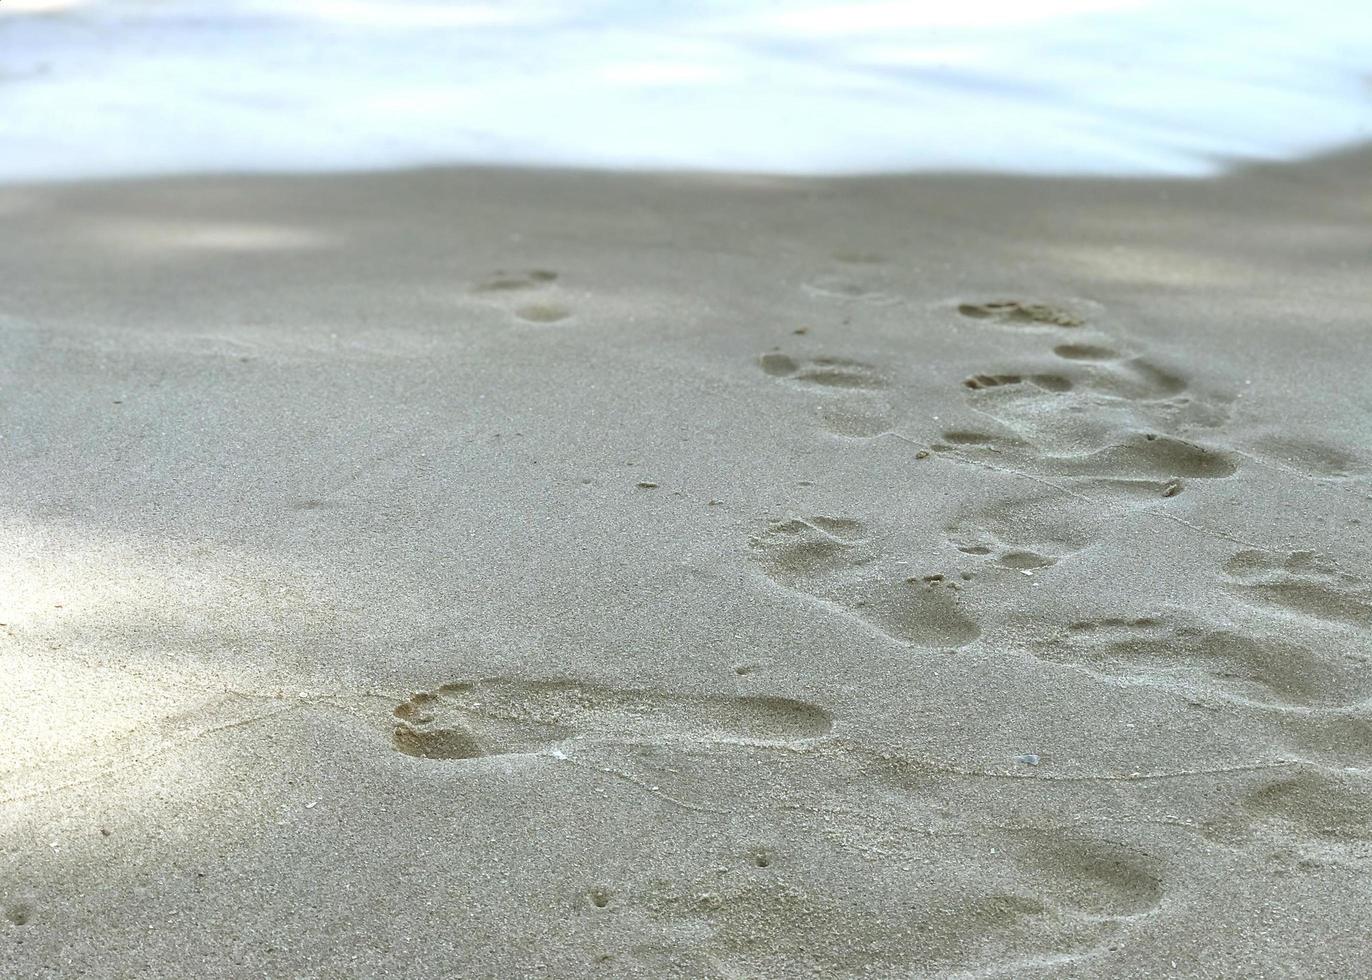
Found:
<box><xmin>3</xmin><ymin>0</ymin><xmax>1372</xmax><ymax>182</ymax></box>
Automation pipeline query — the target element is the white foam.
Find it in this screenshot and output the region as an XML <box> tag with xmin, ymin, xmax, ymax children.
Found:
<box><xmin>2</xmin><ymin>0</ymin><xmax>1371</xmax><ymax>182</ymax></box>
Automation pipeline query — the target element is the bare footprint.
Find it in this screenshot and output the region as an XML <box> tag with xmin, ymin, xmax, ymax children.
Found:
<box><xmin>392</xmin><ymin>678</ymin><xmax>833</xmax><ymax>760</ymax></box>
<box><xmin>914</xmin><ymin>831</ymin><xmax>1163</xmax><ymax>972</ymax></box>
<box><xmin>1205</xmin><ymin>769</ymin><xmax>1372</xmax><ymax>844</ymax></box>
<box><xmin>1008</xmin><ymin>831</ymin><xmax>1164</xmax><ymax>918</ymax></box>
<box><xmin>1250</xmin><ymin>434</ymin><xmax>1367</xmax><ymax>481</ymax></box>
<box><xmin>929</xmin><ymin>428</ymin><xmax>1031</xmax><ymax>455</ymax></box>
<box><xmin>957</xmin><ymin>300</ymin><xmax>1083</xmax><ymax>328</ymax></box>
<box><xmin>946</xmin><ymin>489</ymin><xmax>1103</xmax><ymax>564</ymax></box>
<box><xmin>962</xmin><ymin>372</ymin><xmax>1074</xmax><ymax>393</ymax></box>
<box><xmin>759</xmin><ymin>353</ymin><xmax>887</xmax><ymax>390</ymax></box>
<box><xmin>1040</xmin><ymin>616</ymin><xmax>1366</xmax><ymax>707</ymax></box>
<box><xmin>1047</xmin><ymin>432</ymin><xmax>1238</xmax><ymax>480</ymax></box>
<box><xmin>749</xmin><ymin>517</ymin><xmax>981</xmax><ymax>648</ymax></box>
<box><xmin>470</xmin><ymin>268</ymin><xmax>558</xmax><ymax>293</ymax></box>
<box><xmin>759</xmin><ymin>352</ymin><xmax>895</xmax><ymax>438</ymax></box>
<box><xmin>962</xmin><ymin>335</ymin><xmax>1230</xmax><ymax>455</ymax></box>
<box><xmin>1046</xmin><ymin>345</ymin><xmax>1186</xmax><ymax>399</ymax></box>
<box><xmin>470</xmin><ymin>268</ymin><xmax>572</xmax><ymax>323</ymax></box>
<box><xmin>1224</xmin><ymin>550</ymin><xmax>1372</xmax><ymax>629</ymax></box>
<box><xmin>969</xmin><ymin>351</ymin><xmax>1199</xmax><ymax>417</ymax></box>
<box><xmin>1275</xmin><ymin>712</ymin><xmax>1372</xmax><ymax>773</ymax></box>
<box><xmin>1052</xmin><ymin>343</ymin><xmax>1121</xmax><ymax>362</ymax></box>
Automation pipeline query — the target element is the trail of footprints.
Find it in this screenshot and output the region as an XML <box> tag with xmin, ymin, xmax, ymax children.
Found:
<box><xmin>377</xmin><ymin>287</ymin><xmax>1368</xmax><ymax>972</ymax></box>
<box><xmin>388</xmin><ymin>677</ymin><xmax>1173</xmax><ymax>973</ymax></box>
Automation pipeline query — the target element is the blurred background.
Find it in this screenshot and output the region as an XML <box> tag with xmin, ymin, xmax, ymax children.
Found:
<box><xmin>3</xmin><ymin>0</ymin><xmax>1372</xmax><ymax>181</ymax></box>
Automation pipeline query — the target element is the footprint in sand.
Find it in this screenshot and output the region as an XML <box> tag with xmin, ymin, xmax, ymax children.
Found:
<box><xmin>931</xmin><ymin>325</ymin><xmax>1239</xmax><ymax>577</ymax></box>
<box><xmin>1204</xmin><ymin>769</ymin><xmax>1372</xmax><ymax>845</ymax></box>
<box><xmin>1006</xmin><ymin>831</ymin><xmax>1163</xmax><ymax>919</ymax></box>
<box><xmin>391</xmin><ymin>678</ymin><xmax>833</xmax><ymax>761</ymax></box>
<box><xmin>956</xmin><ymin>299</ymin><xmax>1084</xmax><ymax>328</ymax></box>
<box><xmin>942</xmin><ymin>498</ymin><xmax>1075</xmax><ymax>572</ymax></box>
<box><xmin>947</xmin><ymin>489</ymin><xmax>1102</xmax><ymax>560</ymax></box>
<box><xmin>1048</xmin><ymin>431</ymin><xmax>1238</xmax><ymax>480</ymax></box>
<box><xmin>470</xmin><ymin>268</ymin><xmax>559</xmax><ymax>293</ymax></box>
<box><xmin>904</xmin><ymin>830</ymin><xmax>1163</xmax><ymax>970</ymax></box>
<box><xmin>962</xmin><ymin>340</ymin><xmax>1229</xmax><ymax>453</ymax></box>
<box><xmin>1223</xmin><ymin>550</ymin><xmax>1372</xmax><ymax>629</ymax></box>
<box><xmin>929</xmin><ymin>428</ymin><xmax>1031</xmax><ymax>454</ymax></box>
<box><xmin>1036</xmin><ymin>616</ymin><xmax>1369</xmax><ymax>708</ymax></box>
<box><xmin>758</xmin><ymin>352</ymin><xmax>895</xmax><ymax>438</ymax></box>
<box><xmin>1278</xmin><ymin>712</ymin><xmax>1372</xmax><ymax>768</ymax></box>
<box><xmin>1051</xmin><ymin>344</ymin><xmax>1187</xmax><ymax>398</ymax></box>
<box><xmin>469</xmin><ymin>268</ymin><xmax>573</xmax><ymax>323</ymax></box>
<box><xmin>952</xmin><ymin>539</ymin><xmax>1058</xmax><ymax>572</ymax></box>
<box><xmin>962</xmin><ymin>371</ymin><xmax>1075</xmax><ymax>394</ymax></box>
<box><xmin>749</xmin><ymin>516</ymin><xmax>981</xmax><ymax>648</ymax></box>
<box><xmin>759</xmin><ymin>353</ymin><xmax>886</xmax><ymax>390</ymax></box>
<box><xmin>642</xmin><ymin>825</ymin><xmax>1160</xmax><ymax>976</ymax></box>
<box><xmin>937</xmin><ymin>417</ymin><xmax>1236</xmax><ymax>487</ymax></box>
<box><xmin>1249</xmin><ymin>433</ymin><xmax>1368</xmax><ymax>481</ymax></box>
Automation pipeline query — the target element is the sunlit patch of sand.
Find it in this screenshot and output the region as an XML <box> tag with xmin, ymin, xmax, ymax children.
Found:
<box><xmin>0</xmin><ymin>520</ymin><xmax>343</xmax><ymax>823</ymax></box>
<box><xmin>1039</xmin><ymin>242</ymin><xmax>1254</xmax><ymax>289</ymax></box>
<box><xmin>82</xmin><ymin>219</ymin><xmax>334</xmax><ymax>254</ymax></box>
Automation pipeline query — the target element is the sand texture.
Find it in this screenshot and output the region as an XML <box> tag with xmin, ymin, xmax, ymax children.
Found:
<box><xmin>1</xmin><ymin>151</ymin><xmax>1371</xmax><ymax>977</ymax></box>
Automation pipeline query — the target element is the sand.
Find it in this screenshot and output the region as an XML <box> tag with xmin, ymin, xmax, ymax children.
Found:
<box><xmin>1</xmin><ymin>149</ymin><xmax>1370</xmax><ymax>978</ymax></box>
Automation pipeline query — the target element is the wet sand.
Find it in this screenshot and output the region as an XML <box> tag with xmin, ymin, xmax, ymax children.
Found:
<box><xmin>1</xmin><ymin>149</ymin><xmax>1370</xmax><ymax>977</ymax></box>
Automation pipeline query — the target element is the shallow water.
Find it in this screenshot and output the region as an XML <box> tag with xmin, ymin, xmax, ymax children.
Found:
<box><xmin>3</xmin><ymin>0</ymin><xmax>1372</xmax><ymax>181</ymax></box>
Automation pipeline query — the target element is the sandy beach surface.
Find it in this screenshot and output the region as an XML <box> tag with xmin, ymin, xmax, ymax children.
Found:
<box><xmin>2</xmin><ymin>149</ymin><xmax>1371</xmax><ymax>978</ymax></box>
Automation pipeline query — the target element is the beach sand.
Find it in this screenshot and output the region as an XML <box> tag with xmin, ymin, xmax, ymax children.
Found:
<box><xmin>1</xmin><ymin>149</ymin><xmax>1370</xmax><ymax>977</ymax></box>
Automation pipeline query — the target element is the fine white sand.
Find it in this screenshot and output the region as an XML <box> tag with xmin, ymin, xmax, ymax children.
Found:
<box><xmin>1</xmin><ymin>151</ymin><xmax>1370</xmax><ymax>977</ymax></box>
